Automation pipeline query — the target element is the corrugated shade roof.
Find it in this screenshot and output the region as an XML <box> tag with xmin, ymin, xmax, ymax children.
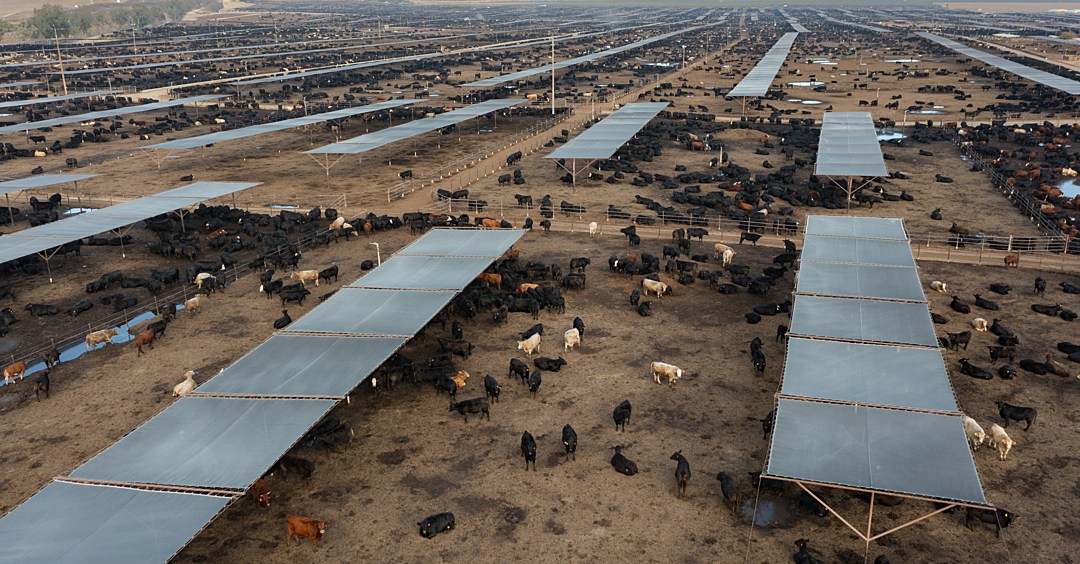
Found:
<box><xmin>800</xmin><ymin>235</ymin><xmax>915</xmax><ymax>266</ymax></box>
<box><xmin>0</xmin><ymin>174</ymin><xmax>97</xmax><ymax>195</ymax></box>
<box><xmin>788</xmin><ymin>295</ymin><xmax>940</xmax><ymax>347</ymax></box>
<box><xmin>767</xmin><ymin>399</ymin><xmax>987</xmax><ymax>505</ymax></box>
<box><xmin>466</xmin><ymin>23</ymin><xmax>719</xmax><ymax>87</ymax></box>
<box><xmin>917</xmin><ymin>32</ymin><xmax>1080</xmax><ymax>95</ymax></box>
<box><xmin>545</xmin><ymin>102</ymin><xmax>668</xmax><ymax>160</ymax></box>
<box><xmin>0</xmin><ymin>95</ymin><xmax>227</xmax><ymax>135</ymax></box>
<box><xmin>795</xmin><ymin>261</ymin><xmax>925</xmax><ymax>302</ymax></box>
<box><xmin>815</xmin><ymin>112</ymin><xmax>888</xmax><ymax>177</ymax></box>
<box><xmin>0</xmin><ymin>90</ymin><xmax>123</xmax><ymax>110</ymax></box>
<box><xmin>0</xmin><ymin>481</ymin><xmax>232</xmax><ymax>564</ymax></box>
<box><xmin>804</xmin><ymin>215</ymin><xmax>907</xmax><ymax>240</ymax></box>
<box><xmin>306</xmin><ymin>99</ymin><xmax>522</xmax><ymax>155</ymax></box>
<box><xmin>145</xmin><ymin>100</ymin><xmax>417</xmax><ymax>150</ymax></box>
<box><xmin>195</xmin><ymin>335</ymin><xmax>408</xmax><ymax>397</ymax></box>
<box><xmin>780</xmin><ymin>337</ymin><xmax>958</xmax><ymax>412</ymax></box>
<box><xmin>69</xmin><ymin>397</ymin><xmax>338</xmax><ymax>489</ymax></box>
<box><xmin>727</xmin><ymin>33</ymin><xmax>799</xmax><ymax>97</ymax></box>
<box><xmin>0</xmin><ymin>182</ymin><xmax>259</xmax><ymax>265</ymax></box>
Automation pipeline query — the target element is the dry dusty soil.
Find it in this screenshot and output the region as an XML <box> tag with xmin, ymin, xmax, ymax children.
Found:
<box><xmin>0</xmin><ymin>27</ymin><xmax>1078</xmax><ymax>564</ymax></box>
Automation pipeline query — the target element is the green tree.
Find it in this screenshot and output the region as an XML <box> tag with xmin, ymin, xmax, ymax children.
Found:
<box><xmin>68</xmin><ymin>8</ymin><xmax>96</xmax><ymax>35</ymax></box>
<box><xmin>164</xmin><ymin>0</ymin><xmax>191</xmax><ymax>22</ymax></box>
<box><xmin>26</xmin><ymin>4</ymin><xmax>70</xmax><ymax>38</ymax></box>
<box><xmin>109</xmin><ymin>8</ymin><xmax>131</xmax><ymax>27</ymax></box>
<box><xmin>1062</xmin><ymin>31</ymin><xmax>1078</xmax><ymax>40</ymax></box>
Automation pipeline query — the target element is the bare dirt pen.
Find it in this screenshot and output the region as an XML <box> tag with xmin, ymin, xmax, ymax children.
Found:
<box><xmin>0</xmin><ymin>20</ymin><xmax>1079</xmax><ymax>564</ymax></box>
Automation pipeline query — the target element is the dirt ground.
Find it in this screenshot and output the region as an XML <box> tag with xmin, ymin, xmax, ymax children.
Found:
<box><xmin>1</xmin><ymin>16</ymin><xmax>1080</xmax><ymax>564</ymax></box>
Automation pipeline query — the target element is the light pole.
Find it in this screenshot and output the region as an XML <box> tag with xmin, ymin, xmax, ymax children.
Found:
<box><xmin>369</xmin><ymin>242</ymin><xmax>381</xmax><ymax>266</ymax></box>
<box><xmin>681</xmin><ymin>45</ymin><xmax>687</xmax><ymax>69</ymax></box>
<box><xmin>903</xmin><ymin>110</ymin><xmax>908</xmax><ymax>127</ymax></box>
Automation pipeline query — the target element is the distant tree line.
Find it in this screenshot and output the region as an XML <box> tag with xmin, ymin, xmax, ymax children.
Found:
<box><xmin>16</xmin><ymin>0</ymin><xmax>224</xmax><ymax>39</ymax></box>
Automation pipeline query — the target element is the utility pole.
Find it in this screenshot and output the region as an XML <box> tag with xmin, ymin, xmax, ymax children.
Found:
<box><xmin>551</xmin><ymin>35</ymin><xmax>555</xmax><ymax>115</ymax></box>
<box><xmin>54</xmin><ymin>30</ymin><xmax>68</xmax><ymax>96</ymax></box>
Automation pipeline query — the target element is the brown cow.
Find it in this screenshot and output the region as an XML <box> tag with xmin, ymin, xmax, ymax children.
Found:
<box><xmin>1004</xmin><ymin>253</ymin><xmax>1019</xmax><ymax>268</ymax></box>
<box><xmin>287</xmin><ymin>515</ymin><xmax>326</xmax><ymax>545</ymax></box>
<box><xmin>477</xmin><ymin>272</ymin><xmax>501</xmax><ymax>289</ymax></box>
<box><xmin>251</xmin><ymin>478</ymin><xmax>270</xmax><ymax>508</ymax></box>
<box><xmin>3</xmin><ymin>361</ymin><xmax>27</xmax><ymax>385</ymax></box>
<box><xmin>518</xmin><ymin>283</ymin><xmax>539</xmax><ymax>294</ymax></box>
<box><xmin>134</xmin><ymin>328</ymin><xmax>155</xmax><ymax>356</ymax></box>
<box><xmin>481</xmin><ymin>218</ymin><xmax>500</xmax><ymax>229</ymax></box>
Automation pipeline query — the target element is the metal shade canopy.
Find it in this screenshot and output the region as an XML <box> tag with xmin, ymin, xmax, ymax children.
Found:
<box><xmin>767</xmin><ymin>399</ymin><xmax>987</xmax><ymax>505</ymax></box>
<box><xmin>0</xmin><ymin>174</ymin><xmax>97</xmax><ymax>195</ymax></box>
<box><xmin>0</xmin><ymin>95</ymin><xmax>228</xmax><ymax>135</ymax></box>
<box><xmin>917</xmin><ymin>32</ymin><xmax>1080</xmax><ymax>95</ymax></box>
<box><xmin>466</xmin><ymin>23</ymin><xmax>718</xmax><ymax>87</ymax></box>
<box><xmin>306</xmin><ymin>99</ymin><xmax>522</xmax><ymax>155</ymax></box>
<box><xmin>287</xmin><ymin>288</ymin><xmax>457</xmax><ymax>336</ymax></box>
<box><xmin>348</xmin><ymin>255</ymin><xmax>498</xmax><ymax>290</ymax></box>
<box><xmin>0</xmin><ymin>481</ymin><xmax>232</xmax><ymax>564</ymax></box>
<box><xmin>804</xmin><ymin>216</ymin><xmax>907</xmax><ymax>240</ymax></box>
<box><xmin>195</xmin><ymin>334</ymin><xmax>408</xmax><ymax>398</ymax></box>
<box><xmin>727</xmin><ymin>33</ymin><xmax>799</xmax><ymax>97</ymax></box>
<box><xmin>70</xmin><ymin>397</ymin><xmax>337</xmax><ymax>490</ymax></box>
<box><xmin>815</xmin><ymin>112</ymin><xmax>888</xmax><ymax>177</ymax></box>
<box><xmin>795</xmin><ymin>262</ymin><xmax>925</xmax><ymax>302</ymax></box>
<box><xmin>145</xmin><ymin>100</ymin><xmax>419</xmax><ymax>150</ymax></box>
<box><xmin>800</xmin><ymin>235</ymin><xmax>915</xmax><ymax>267</ymax></box>
<box><xmin>0</xmin><ymin>182</ymin><xmax>259</xmax><ymax>266</ymax></box>
<box><xmin>0</xmin><ymin>89</ymin><xmax>123</xmax><ymax>110</ymax></box>
<box><xmin>780</xmin><ymin>337</ymin><xmax>958</xmax><ymax>412</ymax></box>
<box><xmin>395</xmin><ymin>228</ymin><xmax>524</xmax><ymax>256</ymax></box>
<box><xmin>788</xmin><ymin>295</ymin><xmax>940</xmax><ymax>347</ymax></box>
<box><xmin>545</xmin><ymin>103</ymin><xmax>669</xmax><ymax>160</ymax></box>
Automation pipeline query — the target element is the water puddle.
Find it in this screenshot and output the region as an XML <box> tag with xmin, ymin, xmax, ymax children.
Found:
<box><xmin>1</xmin><ymin>305</ymin><xmax>185</xmax><ymax>388</ymax></box>
<box><xmin>877</xmin><ymin>131</ymin><xmax>907</xmax><ymax>142</ymax></box>
<box><xmin>886</xmin><ymin>59</ymin><xmax>921</xmax><ymax>63</ymax></box>
<box><xmin>63</xmin><ymin>207</ymin><xmax>95</xmax><ymax>215</ymax></box>
<box><xmin>270</xmin><ymin>204</ymin><xmax>299</xmax><ymax>209</ymax></box>
<box><xmin>910</xmin><ymin>110</ymin><xmax>943</xmax><ymax>114</ymax></box>
<box><xmin>799</xmin><ymin>100</ymin><xmax>823</xmax><ymax>105</ymax></box>
<box><xmin>787</xmin><ymin>81</ymin><xmax>825</xmax><ymax>87</ymax></box>
<box><xmin>1058</xmin><ymin>178</ymin><xmax>1080</xmax><ymax>198</ymax></box>
<box><xmin>741</xmin><ymin>496</ymin><xmax>797</xmax><ymax>528</ymax></box>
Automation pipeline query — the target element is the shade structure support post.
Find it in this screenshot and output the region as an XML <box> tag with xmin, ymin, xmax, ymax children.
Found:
<box><xmin>37</xmin><ymin>247</ymin><xmax>60</xmax><ymax>283</ymax></box>
<box><xmin>4</xmin><ymin>193</ymin><xmax>13</xmax><ymax>227</ymax></box>
<box><xmin>304</xmin><ymin>151</ymin><xmax>347</xmax><ymax>181</ymax></box>
<box><xmin>795</xmin><ymin>482</ymin><xmax>866</xmax><ymax>541</ymax></box>
<box><xmin>111</xmin><ymin>224</ymin><xmax>137</xmax><ymax>258</ymax></box>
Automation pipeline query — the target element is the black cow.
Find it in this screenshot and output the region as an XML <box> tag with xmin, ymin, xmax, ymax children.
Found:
<box><xmin>613</xmin><ymin>399</ymin><xmax>631</xmax><ymax>431</ymax></box>
<box><xmin>509</xmin><ymin>358</ymin><xmax>530</xmax><ymax>383</ymax></box>
<box><xmin>418</xmin><ymin>512</ymin><xmax>455</xmax><ymax>539</ymax></box>
<box><xmin>798</xmin><ymin>489</ymin><xmax>829</xmax><ymax>517</ymax></box>
<box><xmin>671</xmin><ymin>451</ymin><xmax>691</xmax><ymax>497</ymax></box>
<box><xmin>534</xmin><ymin>357</ymin><xmax>566</xmax><ymax>371</ymax></box>
<box><xmin>996</xmin><ymin>401</ymin><xmax>1036</xmax><ymax>430</ymax></box>
<box><xmin>438</xmin><ymin>338</ymin><xmax>474</xmax><ymax>359</ymax></box>
<box><xmin>273</xmin><ymin>310</ymin><xmax>292</xmax><ymax>329</ymax></box>
<box><xmin>519</xmin><ymin>323</ymin><xmax>543</xmax><ymax>340</ymax></box>
<box><xmin>280</xmin><ymin>286</ymin><xmax>311</xmax><ymax>306</ymax></box>
<box><xmin>24</xmin><ymin>303</ymin><xmax>59</xmax><ymax>316</ymax></box>
<box><xmin>562</xmin><ymin>424</ymin><xmax>577</xmax><ymax>461</ymax></box>
<box><xmin>483</xmin><ymin>374</ymin><xmax>500</xmax><ymax>403</ymax></box>
<box><xmin>966</xmin><ymin>507</ymin><xmax>1014</xmax><ymax>537</ymax></box>
<box><xmin>318</xmin><ymin>265</ymin><xmax>339</xmax><ymax>284</ymax></box>
<box><xmin>611</xmin><ymin>445</ymin><xmax>638</xmax><ymax>476</ymax></box>
<box><xmin>527</xmin><ymin>369</ymin><xmax>542</xmax><ymax>397</ymax></box>
<box><xmin>33</xmin><ymin>372</ymin><xmax>50</xmax><ymax>401</ymax></box>
<box><xmin>67</xmin><ymin>300</ymin><xmax>93</xmax><ymax>317</ymax></box>
<box><xmin>572</xmin><ymin>316</ymin><xmax>585</xmax><ymax>339</ymax></box>
<box><xmin>716</xmin><ymin>472</ymin><xmax>740</xmax><ymax>514</ymax></box>
<box><xmin>449</xmin><ymin>397</ymin><xmax>490</xmax><ymax>422</ymax></box>
<box><xmin>520</xmin><ymin>431</ymin><xmax>537</xmax><ymax>471</ymax></box>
